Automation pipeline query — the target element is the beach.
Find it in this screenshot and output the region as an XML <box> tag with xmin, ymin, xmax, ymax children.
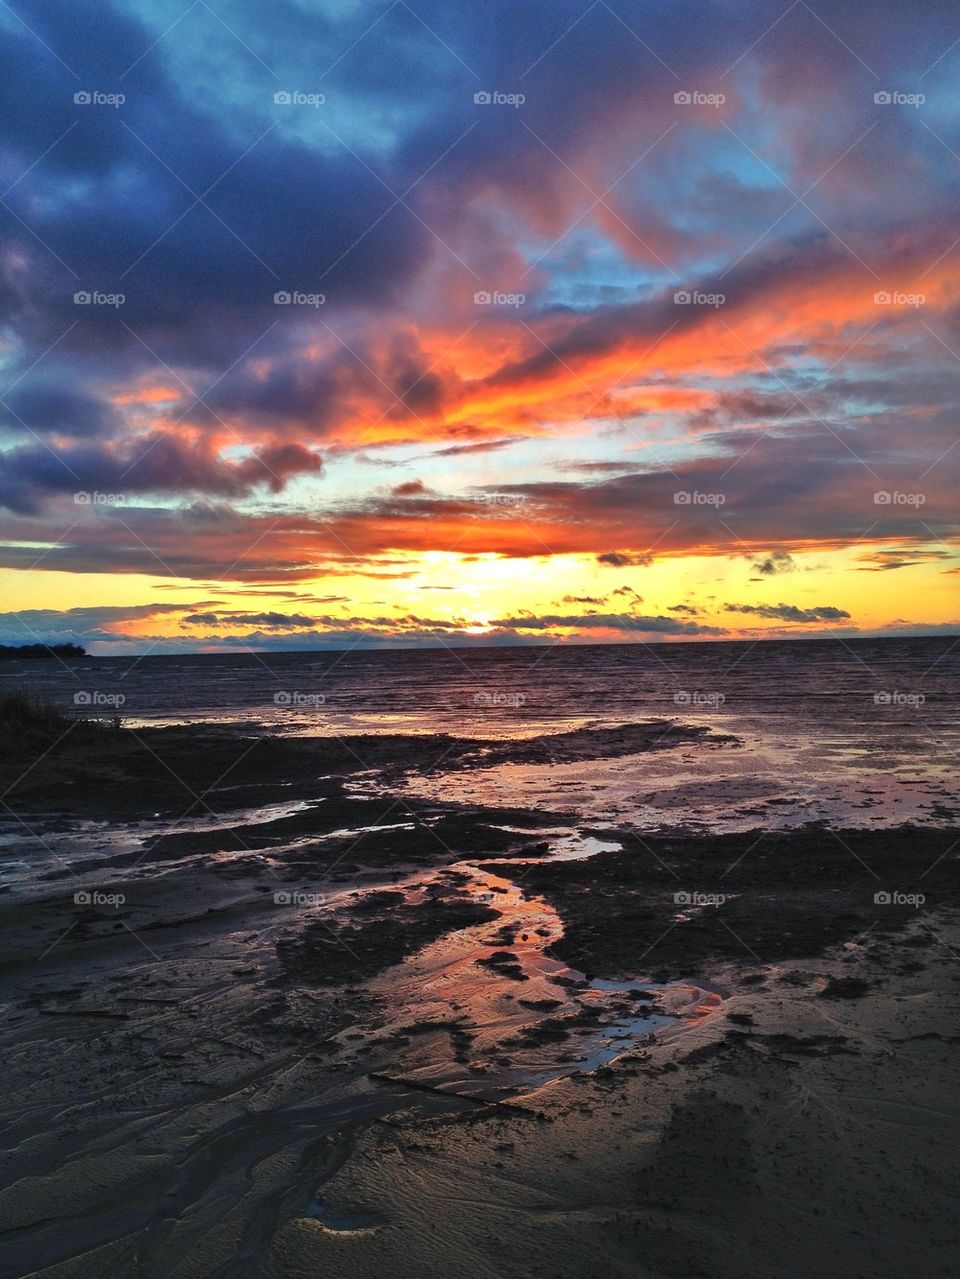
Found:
<box><xmin>0</xmin><ymin>654</ymin><xmax>957</xmax><ymax>1276</ymax></box>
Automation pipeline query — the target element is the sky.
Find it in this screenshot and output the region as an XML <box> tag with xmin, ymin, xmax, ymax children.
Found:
<box><xmin>0</xmin><ymin>0</ymin><xmax>957</xmax><ymax>654</ymax></box>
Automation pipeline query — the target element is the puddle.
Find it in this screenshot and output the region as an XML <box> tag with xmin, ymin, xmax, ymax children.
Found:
<box><xmin>395</xmin><ymin>743</ymin><xmax>960</xmax><ymax>832</ymax></box>
<box><xmin>333</xmin><ymin>832</ymin><xmax>723</xmax><ymax>1097</ymax></box>
<box><xmin>303</xmin><ymin>1199</ymin><xmax>384</xmax><ymax>1232</ymax></box>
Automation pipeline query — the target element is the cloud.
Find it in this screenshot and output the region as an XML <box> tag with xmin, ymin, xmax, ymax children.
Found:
<box><xmin>183</xmin><ymin>611</ymin><xmax>319</xmax><ymax>629</ymax></box>
<box><xmin>0</xmin><ymin>603</ymin><xmax>209</xmax><ymax>645</ymax></box>
<box><xmin>597</xmin><ymin>552</ymin><xmax>654</xmax><ymax>568</ymax></box>
<box><xmin>0</xmin><ymin>0</ymin><xmax>958</xmax><ymax>644</ymax></box>
<box><xmin>749</xmin><ymin>551</ymin><xmax>796</xmax><ymax>577</ymax></box>
<box><xmin>0</xmin><ymin>437</ymin><xmax>321</xmax><ymax>515</ymax></box>
<box><xmin>856</xmin><ymin>549</ymin><xmax>955</xmax><ymax>571</ymax></box>
<box><xmin>429</xmin><ymin>438</ymin><xmax>527</xmax><ymax>458</ymax></box>
<box><xmin>725</xmin><ymin>602</ymin><xmax>851</xmax><ymax>622</ymax></box>
<box><xmin>2</xmin><ymin>384</ymin><xmax>121</xmax><ymax>441</ymax></box>
<box><xmin>490</xmin><ymin>613</ymin><xmax>726</xmax><ymax>635</ymax></box>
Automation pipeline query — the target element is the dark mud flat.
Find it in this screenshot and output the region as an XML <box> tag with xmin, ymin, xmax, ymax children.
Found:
<box><xmin>3</xmin><ymin>719</ymin><xmax>958</xmax><ymax>1278</ymax></box>
<box><xmin>133</xmin><ymin>802</ymin><xmax>558</xmax><ymax>874</ymax></box>
<box><xmin>511</xmin><ymin>825</ymin><xmax>960</xmax><ymax>981</ymax></box>
<box><xmin>1</xmin><ymin>718</ymin><xmax>736</xmax><ymax>819</ymax></box>
<box><xmin>453</xmin><ymin>720</ymin><xmax>739</xmax><ymax>771</ymax></box>
<box><xmin>276</xmin><ymin>890</ymin><xmax>498</xmax><ymax>983</ymax></box>
<box><xmin>0</xmin><ymin>723</ymin><xmax>481</xmax><ymax>820</ymax></box>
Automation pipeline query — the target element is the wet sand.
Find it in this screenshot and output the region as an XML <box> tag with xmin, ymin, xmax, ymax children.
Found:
<box><xmin>0</xmin><ymin>721</ymin><xmax>957</xmax><ymax>1276</ymax></box>
<box><xmin>276</xmin><ymin>922</ymin><xmax>960</xmax><ymax>1279</ymax></box>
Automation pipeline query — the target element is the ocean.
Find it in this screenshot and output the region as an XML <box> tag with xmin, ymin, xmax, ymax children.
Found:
<box><xmin>3</xmin><ymin>635</ymin><xmax>957</xmax><ymax>832</ymax></box>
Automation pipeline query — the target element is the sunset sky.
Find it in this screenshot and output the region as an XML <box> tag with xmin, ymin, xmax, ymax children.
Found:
<box><xmin>0</xmin><ymin>0</ymin><xmax>957</xmax><ymax>653</ymax></box>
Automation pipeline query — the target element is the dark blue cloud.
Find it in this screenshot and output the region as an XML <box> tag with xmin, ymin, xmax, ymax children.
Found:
<box><xmin>3</xmin><ymin>382</ymin><xmax>120</xmax><ymax>439</ymax></box>
<box><xmin>0</xmin><ymin>434</ymin><xmax>320</xmax><ymax>513</ymax></box>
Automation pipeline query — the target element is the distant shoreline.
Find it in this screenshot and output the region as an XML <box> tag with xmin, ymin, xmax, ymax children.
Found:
<box><xmin>0</xmin><ymin>643</ymin><xmax>86</xmax><ymax>660</ymax></box>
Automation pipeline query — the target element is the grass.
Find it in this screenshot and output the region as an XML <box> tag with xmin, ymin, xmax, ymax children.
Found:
<box><xmin>0</xmin><ymin>690</ymin><xmax>126</xmax><ymax>741</ymax></box>
<box><xmin>0</xmin><ymin>689</ymin><xmax>77</xmax><ymax>736</ymax></box>
<box><xmin>0</xmin><ymin>689</ymin><xmax>125</xmax><ymax>755</ymax></box>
